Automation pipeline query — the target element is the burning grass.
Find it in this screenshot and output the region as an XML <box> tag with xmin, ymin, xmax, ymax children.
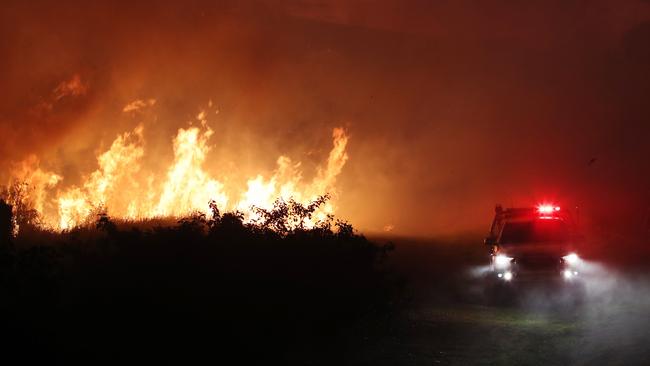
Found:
<box><xmin>0</xmin><ymin>196</ymin><xmax>397</xmax><ymax>363</ymax></box>
<box><xmin>4</xmin><ymin>116</ymin><xmax>350</xmax><ymax>231</ymax></box>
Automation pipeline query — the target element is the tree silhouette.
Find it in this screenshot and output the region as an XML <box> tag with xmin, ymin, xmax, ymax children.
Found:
<box><xmin>0</xmin><ymin>181</ymin><xmax>40</xmax><ymax>230</ymax></box>
<box><xmin>251</xmin><ymin>194</ymin><xmax>332</xmax><ymax>235</ymax></box>
<box><xmin>0</xmin><ymin>199</ymin><xmax>12</xmax><ymax>247</ymax></box>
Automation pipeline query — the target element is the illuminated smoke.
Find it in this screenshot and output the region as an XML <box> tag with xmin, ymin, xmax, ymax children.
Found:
<box><xmin>236</xmin><ymin>127</ymin><xmax>349</xmax><ymax>224</ymax></box>
<box><xmin>10</xmin><ymin>155</ymin><xmax>62</xmax><ymax>215</ymax></box>
<box><xmin>57</xmin><ymin>125</ymin><xmax>145</xmax><ymax>229</ymax></box>
<box><xmin>122</xmin><ymin>99</ymin><xmax>156</xmax><ymax>113</ymax></box>
<box><xmin>7</xmin><ymin>110</ymin><xmax>349</xmax><ymax>231</ymax></box>
<box><xmin>154</xmin><ymin>122</ymin><xmax>228</xmax><ymax>218</ymax></box>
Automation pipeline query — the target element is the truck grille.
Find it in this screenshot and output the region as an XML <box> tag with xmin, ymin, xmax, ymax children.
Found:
<box><xmin>514</xmin><ymin>256</ymin><xmax>561</xmax><ymax>270</ymax></box>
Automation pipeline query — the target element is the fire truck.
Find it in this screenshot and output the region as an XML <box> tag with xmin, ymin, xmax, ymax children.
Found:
<box><xmin>484</xmin><ymin>204</ymin><xmax>584</xmax><ymax>285</ymax></box>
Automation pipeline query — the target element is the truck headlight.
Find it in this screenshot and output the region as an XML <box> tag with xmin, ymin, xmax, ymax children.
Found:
<box><xmin>562</xmin><ymin>253</ymin><xmax>580</xmax><ymax>265</ymax></box>
<box><xmin>563</xmin><ymin>269</ymin><xmax>579</xmax><ymax>279</ymax></box>
<box><xmin>495</xmin><ymin>254</ymin><xmax>513</xmax><ymax>268</ymax></box>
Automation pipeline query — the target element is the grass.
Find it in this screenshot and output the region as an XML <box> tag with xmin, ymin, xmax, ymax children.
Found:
<box><xmin>3</xmin><ymin>197</ymin><xmax>650</xmax><ymax>365</ymax></box>
<box><xmin>420</xmin><ymin>305</ymin><xmax>580</xmax><ymax>330</ymax></box>
<box><xmin>0</xmin><ymin>197</ymin><xmax>399</xmax><ymax>364</ymax></box>
<box><xmin>346</xmin><ymin>238</ymin><xmax>650</xmax><ymax>366</ymax></box>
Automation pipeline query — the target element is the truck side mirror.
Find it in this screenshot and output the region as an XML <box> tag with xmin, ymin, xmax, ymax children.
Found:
<box><xmin>484</xmin><ymin>237</ymin><xmax>495</xmax><ymax>245</ymax></box>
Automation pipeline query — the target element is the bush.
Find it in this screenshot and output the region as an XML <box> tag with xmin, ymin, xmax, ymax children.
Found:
<box><xmin>0</xmin><ymin>181</ymin><xmax>40</xmax><ymax>231</ymax></box>
<box><xmin>0</xmin><ymin>199</ymin><xmax>12</xmax><ymax>246</ymax></box>
<box><xmin>0</xmin><ymin>195</ymin><xmax>397</xmax><ymax>364</ymax></box>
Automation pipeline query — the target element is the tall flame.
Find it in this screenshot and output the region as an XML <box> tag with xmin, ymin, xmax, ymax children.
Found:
<box><xmin>236</xmin><ymin>128</ymin><xmax>349</xmax><ymax>224</ymax></box>
<box><xmin>154</xmin><ymin>125</ymin><xmax>228</xmax><ymax>217</ymax></box>
<box><xmin>57</xmin><ymin>125</ymin><xmax>145</xmax><ymax>229</ymax></box>
<box><xmin>9</xmin><ymin>155</ymin><xmax>62</xmax><ymax>215</ymax></box>
<box><xmin>7</xmin><ymin>117</ymin><xmax>349</xmax><ymax>231</ymax></box>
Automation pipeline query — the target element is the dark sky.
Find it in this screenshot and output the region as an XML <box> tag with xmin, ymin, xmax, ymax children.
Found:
<box><xmin>1</xmin><ymin>0</ymin><xmax>649</xmax><ymax>236</ymax></box>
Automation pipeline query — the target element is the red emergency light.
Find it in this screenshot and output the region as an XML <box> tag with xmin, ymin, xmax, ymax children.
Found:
<box><xmin>537</xmin><ymin>204</ymin><xmax>561</xmax><ymax>218</ymax></box>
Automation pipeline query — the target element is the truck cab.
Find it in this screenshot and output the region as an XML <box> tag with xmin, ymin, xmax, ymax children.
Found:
<box><xmin>484</xmin><ymin>204</ymin><xmax>583</xmax><ymax>283</ymax></box>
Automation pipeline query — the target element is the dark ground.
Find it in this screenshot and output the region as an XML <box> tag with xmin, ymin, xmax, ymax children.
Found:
<box><xmin>2</xmin><ymin>219</ymin><xmax>650</xmax><ymax>365</ymax></box>
<box><xmin>344</xmin><ymin>235</ymin><xmax>650</xmax><ymax>366</ymax></box>
<box><xmin>0</xmin><ymin>209</ymin><xmax>396</xmax><ymax>365</ymax></box>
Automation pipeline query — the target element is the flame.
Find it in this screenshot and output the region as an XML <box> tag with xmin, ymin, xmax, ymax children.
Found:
<box><xmin>9</xmin><ymin>155</ymin><xmax>62</xmax><ymax>215</ymax></box>
<box><xmin>154</xmin><ymin>124</ymin><xmax>228</xmax><ymax>217</ymax></box>
<box><xmin>57</xmin><ymin>125</ymin><xmax>145</xmax><ymax>229</ymax></box>
<box><xmin>7</xmin><ymin>114</ymin><xmax>349</xmax><ymax>231</ymax></box>
<box><xmin>52</xmin><ymin>74</ymin><xmax>88</xmax><ymax>101</ymax></box>
<box><xmin>313</xmin><ymin>127</ymin><xmax>349</xmax><ymax>193</ymax></box>
<box><xmin>122</xmin><ymin>98</ymin><xmax>156</xmax><ymax>113</ymax></box>
<box><xmin>235</xmin><ymin>128</ymin><xmax>348</xmax><ymax>225</ymax></box>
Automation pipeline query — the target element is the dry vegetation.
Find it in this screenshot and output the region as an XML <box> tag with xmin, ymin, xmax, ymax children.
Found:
<box><xmin>0</xmin><ymin>194</ymin><xmax>397</xmax><ymax>363</ymax></box>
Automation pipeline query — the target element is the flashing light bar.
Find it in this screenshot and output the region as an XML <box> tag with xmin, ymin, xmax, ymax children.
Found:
<box><xmin>537</xmin><ymin>204</ymin><xmax>560</xmax><ymax>214</ymax></box>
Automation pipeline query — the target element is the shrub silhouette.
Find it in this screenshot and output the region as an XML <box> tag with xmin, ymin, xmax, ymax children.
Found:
<box><xmin>0</xmin><ymin>199</ymin><xmax>12</xmax><ymax>246</ymax></box>
<box><xmin>249</xmin><ymin>194</ymin><xmax>337</xmax><ymax>234</ymax></box>
<box><xmin>0</xmin><ymin>193</ymin><xmax>397</xmax><ymax>363</ymax></box>
<box><xmin>0</xmin><ymin>199</ymin><xmax>14</xmax><ymax>281</ymax></box>
<box><xmin>96</xmin><ymin>210</ymin><xmax>117</xmax><ymax>235</ymax></box>
<box><xmin>0</xmin><ymin>181</ymin><xmax>40</xmax><ymax>231</ymax></box>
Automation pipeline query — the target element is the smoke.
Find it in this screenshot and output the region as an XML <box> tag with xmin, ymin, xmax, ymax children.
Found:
<box><xmin>379</xmin><ymin>237</ymin><xmax>650</xmax><ymax>363</ymax></box>
<box><xmin>571</xmin><ymin>266</ymin><xmax>650</xmax><ymax>363</ymax></box>
<box><xmin>10</xmin><ymin>106</ymin><xmax>349</xmax><ymax>230</ymax></box>
<box><xmin>463</xmin><ymin>259</ymin><xmax>650</xmax><ymax>363</ymax></box>
<box><xmin>1</xmin><ymin>1</ymin><xmax>649</xmax><ymax>236</ymax></box>
<box><xmin>519</xmin><ymin>262</ymin><xmax>650</xmax><ymax>363</ymax></box>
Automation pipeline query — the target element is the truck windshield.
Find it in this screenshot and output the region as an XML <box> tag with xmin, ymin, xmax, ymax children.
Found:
<box><xmin>500</xmin><ymin>220</ymin><xmax>570</xmax><ymax>244</ymax></box>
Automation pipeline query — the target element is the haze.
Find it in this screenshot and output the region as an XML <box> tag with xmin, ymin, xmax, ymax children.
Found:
<box><xmin>1</xmin><ymin>0</ymin><xmax>649</xmax><ymax>237</ymax></box>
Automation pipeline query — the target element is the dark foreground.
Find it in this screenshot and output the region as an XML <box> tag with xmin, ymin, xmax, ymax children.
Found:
<box><xmin>0</xmin><ymin>205</ymin><xmax>396</xmax><ymax>364</ymax></box>
<box><xmin>349</xmin><ymin>236</ymin><xmax>650</xmax><ymax>366</ymax></box>
<box><xmin>3</xmin><ymin>220</ymin><xmax>650</xmax><ymax>365</ymax></box>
